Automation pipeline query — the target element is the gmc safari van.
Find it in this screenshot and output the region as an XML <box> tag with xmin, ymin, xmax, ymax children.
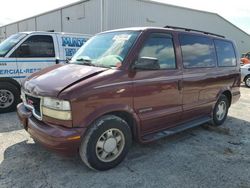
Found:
<box><xmin>0</xmin><ymin>31</ymin><xmax>91</xmax><ymax>112</ymax></box>
<box><xmin>17</xmin><ymin>27</ymin><xmax>241</xmax><ymax>171</ymax></box>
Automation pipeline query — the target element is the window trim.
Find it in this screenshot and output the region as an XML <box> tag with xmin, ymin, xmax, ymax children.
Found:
<box><xmin>136</xmin><ymin>32</ymin><xmax>177</xmax><ymax>71</ymax></box>
<box><xmin>214</xmin><ymin>39</ymin><xmax>237</xmax><ymax>67</ymax></box>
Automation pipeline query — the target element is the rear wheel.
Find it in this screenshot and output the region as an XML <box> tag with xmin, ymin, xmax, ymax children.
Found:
<box><xmin>79</xmin><ymin>115</ymin><xmax>132</xmax><ymax>171</ymax></box>
<box><xmin>0</xmin><ymin>82</ymin><xmax>20</xmax><ymax>113</ymax></box>
<box><xmin>245</xmin><ymin>76</ymin><xmax>250</xmax><ymax>88</ymax></box>
<box><xmin>211</xmin><ymin>94</ymin><xmax>229</xmax><ymax>126</ymax></box>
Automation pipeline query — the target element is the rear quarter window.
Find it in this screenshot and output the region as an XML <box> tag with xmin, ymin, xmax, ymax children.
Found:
<box><xmin>214</xmin><ymin>40</ymin><xmax>236</xmax><ymax>67</ymax></box>
<box><xmin>179</xmin><ymin>34</ymin><xmax>216</xmax><ymax>68</ymax></box>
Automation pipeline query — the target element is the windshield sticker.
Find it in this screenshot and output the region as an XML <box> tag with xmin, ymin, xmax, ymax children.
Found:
<box><xmin>113</xmin><ymin>34</ymin><xmax>131</xmax><ymax>42</ymax></box>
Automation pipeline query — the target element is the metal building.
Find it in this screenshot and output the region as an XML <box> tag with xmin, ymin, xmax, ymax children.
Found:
<box><xmin>0</xmin><ymin>0</ymin><xmax>249</xmax><ymax>54</ymax></box>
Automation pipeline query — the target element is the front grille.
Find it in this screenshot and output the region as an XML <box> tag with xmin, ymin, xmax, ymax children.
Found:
<box><xmin>25</xmin><ymin>94</ymin><xmax>41</xmax><ymax>117</ymax></box>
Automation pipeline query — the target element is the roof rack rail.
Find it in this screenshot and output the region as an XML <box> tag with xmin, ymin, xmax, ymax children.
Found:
<box><xmin>164</xmin><ymin>25</ymin><xmax>225</xmax><ymax>38</ymax></box>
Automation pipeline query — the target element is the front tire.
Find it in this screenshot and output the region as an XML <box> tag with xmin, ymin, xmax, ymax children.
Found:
<box><xmin>211</xmin><ymin>94</ymin><xmax>229</xmax><ymax>126</ymax></box>
<box><xmin>245</xmin><ymin>76</ymin><xmax>250</xmax><ymax>88</ymax></box>
<box><xmin>79</xmin><ymin>115</ymin><xmax>132</xmax><ymax>171</ymax></box>
<box><xmin>0</xmin><ymin>82</ymin><xmax>20</xmax><ymax>113</ymax></box>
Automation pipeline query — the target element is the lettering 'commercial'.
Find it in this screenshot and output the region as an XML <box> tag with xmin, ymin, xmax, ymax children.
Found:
<box><xmin>0</xmin><ymin>68</ymin><xmax>41</xmax><ymax>75</ymax></box>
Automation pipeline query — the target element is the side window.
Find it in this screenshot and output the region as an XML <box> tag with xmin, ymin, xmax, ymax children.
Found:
<box><xmin>13</xmin><ymin>35</ymin><xmax>55</xmax><ymax>58</ymax></box>
<box><xmin>138</xmin><ymin>33</ymin><xmax>176</xmax><ymax>70</ymax></box>
<box><xmin>214</xmin><ymin>40</ymin><xmax>236</xmax><ymax>67</ymax></box>
<box><xmin>247</xmin><ymin>53</ymin><xmax>250</xmax><ymax>59</ymax></box>
<box><xmin>179</xmin><ymin>34</ymin><xmax>216</xmax><ymax>68</ymax></box>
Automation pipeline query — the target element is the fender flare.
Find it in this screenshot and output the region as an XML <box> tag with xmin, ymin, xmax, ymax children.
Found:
<box><xmin>210</xmin><ymin>87</ymin><xmax>232</xmax><ymax>117</ymax></box>
<box><xmin>79</xmin><ymin>104</ymin><xmax>141</xmax><ymax>140</ymax></box>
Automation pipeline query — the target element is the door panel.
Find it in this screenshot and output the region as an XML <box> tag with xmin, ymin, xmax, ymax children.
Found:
<box><xmin>132</xmin><ymin>32</ymin><xmax>182</xmax><ymax>134</ymax></box>
<box><xmin>182</xmin><ymin>70</ymin><xmax>214</xmax><ymax>121</ymax></box>
<box><xmin>179</xmin><ymin>34</ymin><xmax>218</xmax><ymax>121</ymax></box>
<box><xmin>133</xmin><ymin>71</ymin><xmax>182</xmax><ymax>133</ymax></box>
<box><xmin>11</xmin><ymin>35</ymin><xmax>56</xmax><ymax>82</ymax></box>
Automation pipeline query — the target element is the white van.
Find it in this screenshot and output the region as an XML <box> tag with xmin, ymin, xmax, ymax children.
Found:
<box><xmin>0</xmin><ymin>31</ymin><xmax>91</xmax><ymax>113</ymax></box>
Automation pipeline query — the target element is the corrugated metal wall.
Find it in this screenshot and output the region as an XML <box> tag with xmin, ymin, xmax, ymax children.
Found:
<box><xmin>104</xmin><ymin>0</ymin><xmax>250</xmax><ymax>54</ymax></box>
<box><xmin>19</xmin><ymin>18</ymin><xmax>36</xmax><ymax>31</ymax></box>
<box><xmin>61</xmin><ymin>1</ymin><xmax>101</xmax><ymax>34</ymax></box>
<box><xmin>0</xmin><ymin>0</ymin><xmax>249</xmax><ymax>53</ymax></box>
<box><xmin>0</xmin><ymin>0</ymin><xmax>100</xmax><ymax>41</ymax></box>
<box><xmin>36</xmin><ymin>11</ymin><xmax>62</xmax><ymax>32</ymax></box>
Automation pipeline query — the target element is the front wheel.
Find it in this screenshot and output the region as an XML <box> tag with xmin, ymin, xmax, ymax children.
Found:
<box><xmin>245</xmin><ymin>76</ymin><xmax>250</xmax><ymax>88</ymax></box>
<box><xmin>79</xmin><ymin>115</ymin><xmax>132</xmax><ymax>171</ymax></box>
<box><xmin>0</xmin><ymin>82</ymin><xmax>20</xmax><ymax>113</ymax></box>
<box><xmin>211</xmin><ymin>94</ymin><xmax>229</xmax><ymax>126</ymax></box>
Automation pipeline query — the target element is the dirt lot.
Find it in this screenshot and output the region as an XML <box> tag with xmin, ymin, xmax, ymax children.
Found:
<box><xmin>0</xmin><ymin>86</ymin><xmax>250</xmax><ymax>188</ymax></box>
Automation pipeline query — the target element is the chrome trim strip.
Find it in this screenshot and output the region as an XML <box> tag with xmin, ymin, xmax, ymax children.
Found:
<box><xmin>135</xmin><ymin>76</ymin><xmax>181</xmax><ymax>83</ymax></box>
<box><xmin>94</xmin><ymin>75</ymin><xmax>182</xmax><ymax>89</ymax></box>
<box><xmin>183</xmin><ymin>73</ymin><xmax>207</xmax><ymax>78</ymax></box>
<box><xmin>94</xmin><ymin>81</ymin><xmax>132</xmax><ymax>89</ymax></box>
<box><xmin>94</xmin><ymin>73</ymin><xmax>211</xmax><ymax>89</ymax></box>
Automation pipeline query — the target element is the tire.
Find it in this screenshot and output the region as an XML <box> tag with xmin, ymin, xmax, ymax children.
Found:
<box><xmin>245</xmin><ymin>76</ymin><xmax>250</xmax><ymax>88</ymax></box>
<box><xmin>0</xmin><ymin>82</ymin><xmax>20</xmax><ymax>113</ymax></box>
<box><xmin>211</xmin><ymin>94</ymin><xmax>229</xmax><ymax>126</ymax></box>
<box><xmin>79</xmin><ymin>115</ymin><xmax>132</xmax><ymax>171</ymax></box>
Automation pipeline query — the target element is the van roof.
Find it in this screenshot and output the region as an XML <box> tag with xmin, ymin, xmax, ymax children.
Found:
<box><xmin>19</xmin><ymin>31</ymin><xmax>92</xmax><ymax>37</ymax></box>
<box><xmin>100</xmin><ymin>27</ymin><xmax>226</xmax><ymax>39</ymax></box>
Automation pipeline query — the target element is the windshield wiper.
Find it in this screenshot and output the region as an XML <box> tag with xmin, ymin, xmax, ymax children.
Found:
<box><xmin>75</xmin><ymin>58</ymin><xmax>96</xmax><ymax>67</ymax></box>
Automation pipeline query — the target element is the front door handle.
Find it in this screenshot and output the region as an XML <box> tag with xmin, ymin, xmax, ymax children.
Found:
<box><xmin>178</xmin><ymin>80</ymin><xmax>182</xmax><ymax>91</ymax></box>
<box><xmin>55</xmin><ymin>59</ymin><xmax>60</xmax><ymax>64</ymax></box>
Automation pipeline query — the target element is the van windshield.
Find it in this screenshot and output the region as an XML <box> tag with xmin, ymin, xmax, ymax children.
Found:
<box><xmin>71</xmin><ymin>31</ymin><xmax>140</xmax><ymax>68</ymax></box>
<box><xmin>0</xmin><ymin>33</ymin><xmax>27</xmax><ymax>57</ymax></box>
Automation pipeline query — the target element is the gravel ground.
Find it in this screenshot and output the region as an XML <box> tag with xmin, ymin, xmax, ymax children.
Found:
<box><xmin>0</xmin><ymin>86</ymin><xmax>250</xmax><ymax>188</ymax></box>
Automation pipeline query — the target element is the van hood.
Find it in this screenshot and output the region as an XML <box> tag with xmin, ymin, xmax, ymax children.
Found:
<box><xmin>23</xmin><ymin>64</ymin><xmax>107</xmax><ymax>97</ymax></box>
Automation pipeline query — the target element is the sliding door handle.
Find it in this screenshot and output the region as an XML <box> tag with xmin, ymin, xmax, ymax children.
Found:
<box><xmin>178</xmin><ymin>80</ymin><xmax>182</xmax><ymax>91</ymax></box>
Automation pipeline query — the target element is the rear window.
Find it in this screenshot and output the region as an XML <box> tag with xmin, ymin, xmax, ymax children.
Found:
<box><xmin>214</xmin><ymin>40</ymin><xmax>236</xmax><ymax>67</ymax></box>
<box><xmin>179</xmin><ymin>34</ymin><xmax>216</xmax><ymax>68</ymax></box>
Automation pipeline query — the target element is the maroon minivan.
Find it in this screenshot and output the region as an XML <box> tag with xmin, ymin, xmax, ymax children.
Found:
<box><xmin>17</xmin><ymin>27</ymin><xmax>241</xmax><ymax>170</ymax></box>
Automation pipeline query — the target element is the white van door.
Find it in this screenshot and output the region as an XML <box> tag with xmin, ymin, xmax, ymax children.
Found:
<box><xmin>8</xmin><ymin>34</ymin><xmax>58</xmax><ymax>82</ymax></box>
<box><xmin>0</xmin><ymin>33</ymin><xmax>28</xmax><ymax>81</ymax></box>
<box><xmin>58</xmin><ymin>34</ymin><xmax>89</xmax><ymax>61</ymax></box>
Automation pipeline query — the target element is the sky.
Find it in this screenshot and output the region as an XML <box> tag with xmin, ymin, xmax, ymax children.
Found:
<box><xmin>0</xmin><ymin>0</ymin><xmax>249</xmax><ymax>34</ymax></box>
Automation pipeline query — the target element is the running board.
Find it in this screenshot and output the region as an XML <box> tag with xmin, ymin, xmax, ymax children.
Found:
<box><xmin>142</xmin><ymin>116</ymin><xmax>211</xmax><ymax>142</ymax></box>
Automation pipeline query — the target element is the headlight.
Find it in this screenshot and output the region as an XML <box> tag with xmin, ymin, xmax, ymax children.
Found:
<box><xmin>43</xmin><ymin>97</ymin><xmax>71</xmax><ymax>110</ymax></box>
<box><xmin>42</xmin><ymin>97</ymin><xmax>72</xmax><ymax>120</ymax></box>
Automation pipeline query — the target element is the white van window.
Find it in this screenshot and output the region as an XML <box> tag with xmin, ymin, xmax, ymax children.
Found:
<box><xmin>12</xmin><ymin>35</ymin><xmax>55</xmax><ymax>58</ymax></box>
<box><xmin>0</xmin><ymin>33</ymin><xmax>27</xmax><ymax>57</ymax></box>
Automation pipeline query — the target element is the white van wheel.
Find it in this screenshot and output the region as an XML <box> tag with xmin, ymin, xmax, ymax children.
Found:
<box><xmin>0</xmin><ymin>82</ymin><xmax>19</xmax><ymax>113</ymax></box>
<box><xmin>245</xmin><ymin>76</ymin><xmax>250</xmax><ymax>88</ymax></box>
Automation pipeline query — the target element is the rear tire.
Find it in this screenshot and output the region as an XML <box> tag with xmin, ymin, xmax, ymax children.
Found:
<box><xmin>0</xmin><ymin>82</ymin><xmax>20</xmax><ymax>113</ymax></box>
<box><xmin>245</xmin><ymin>76</ymin><xmax>250</xmax><ymax>88</ymax></box>
<box><xmin>79</xmin><ymin>115</ymin><xmax>132</xmax><ymax>171</ymax></box>
<box><xmin>211</xmin><ymin>94</ymin><xmax>229</xmax><ymax>126</ymax></box>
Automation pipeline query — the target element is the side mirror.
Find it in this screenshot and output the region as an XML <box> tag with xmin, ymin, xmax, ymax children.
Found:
<box><xmin>55</xmin><ymin>58</ymin><xmax>60</xmax><ymax>64</ymax></box>
<box><xmin>133</xmin><ymin>57</ymin><xmax>160</xmax><ymax>70</ymax></box>
<box><xmin>19</xmin><ymin>44</ymin><xmax>30</xmax><ymax>55</ymax></box>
